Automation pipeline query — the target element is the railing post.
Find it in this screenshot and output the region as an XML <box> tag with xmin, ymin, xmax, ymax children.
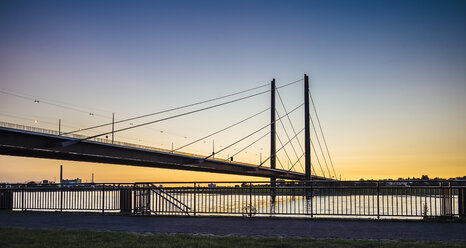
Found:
<box><xmin>193</xmin><ymin>183</ymin><xmax>197</xmax><ymax>216</ymax></box>
<box><xmin>377</xmin><ymin>181</ymin><xmax>380</xmax><ymax>219</ymax></box>
<box><xmin>60</xmin><ymin>185</ymin><xmax>63</xmax><ymax>212</ymax></box>
<box><xmin>120</xmin><ymin>186</ymin><xmax>132</xmax><ymax>214</ymax></box>
<box><xmin>132</xmin><ymin>183</ymin><xmax>136</xmax><ymax>215</ymax></box>
<box><xmin>21</xmin><ymin>185</ymin><xmax>24</xmax><ymax>211</ymax></box>
<box><xmin>310</xmin><ymin>182</ymin><xmax>313</xmax><ymax>218</ymax></box>
<box><xmin>249</xmin><ymin>183</ymin><xmax>252</xmax><ymax>217</ymax></box>
<box><xmin>440</xmin><ymin>181</ymin><xmax>443</xmax><ymax>216</ymax></box>
<box><xmin>449</xmin><ymin>182</ymin><xmax>453</xmax><ymax>218</ymax></box>
<box><xmin>459</xmin><ymin>186</ymin><xmax>466</xmax><ymax>218</ymax></box>
<box><xmin>440</xmin><ymin>181</ymin><xmax>452</xmax><ymax>217</ymax></box>
<box><xmin>102</xmin><ymin>184</ymin><xmax>105</xmax><ymax>213</ymax></box>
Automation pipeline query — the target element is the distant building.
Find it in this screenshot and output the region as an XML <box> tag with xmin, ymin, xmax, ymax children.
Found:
<box><xmin>42</xmin><ymin>180</ymin><xmax>49</xmax><ymax>184</ymax></box>
<box><xmin>208</xmin><ymin>183</ymin><xmax>216</xmax><ymax>188</ymax></box>
<box><xmin>61</xmin><ymin>178</ymin><xmax>82</xmax><ymax>184</ymax></box>
<box><xmin>387</xmin><ymin>181</ymin><xmax>409</xmax><ymax>187</ymax></box>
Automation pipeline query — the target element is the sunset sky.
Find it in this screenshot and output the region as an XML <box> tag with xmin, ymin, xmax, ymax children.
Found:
<box><xmin>0</xmin><ymin>0</ymin><xmax>465</xmax><ymax>182</ymax></box>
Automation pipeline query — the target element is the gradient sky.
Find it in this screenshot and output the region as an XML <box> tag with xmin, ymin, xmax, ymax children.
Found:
<box><xmin>0</xmin><ymin>0</ymin><xmax>465</xmax><ymax>182</ymax></box>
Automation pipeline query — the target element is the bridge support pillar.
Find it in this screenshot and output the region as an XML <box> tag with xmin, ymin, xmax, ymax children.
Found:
<box><xmin>270</xmin><ymin>78</ymin><xmax>276</xmax><ymax>206</ymax></box>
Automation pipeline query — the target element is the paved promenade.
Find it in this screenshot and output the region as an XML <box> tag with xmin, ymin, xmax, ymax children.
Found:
<box><xmin>1</xmin><ymin>211</ymin><xmax>465</xmax><ymax>241</ymax></box>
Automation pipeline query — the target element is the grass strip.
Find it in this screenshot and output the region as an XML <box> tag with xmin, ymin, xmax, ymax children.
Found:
<box><xmin>1</xmin><ymin>227</ymin><xmax>465</xmax><ymax>248</ymax></box>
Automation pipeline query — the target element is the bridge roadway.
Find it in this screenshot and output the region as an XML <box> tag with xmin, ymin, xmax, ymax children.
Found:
<box><xmin>0</xmin><ymin>125</ymin><xmax>328</xmax><ymax>180</ymax></box>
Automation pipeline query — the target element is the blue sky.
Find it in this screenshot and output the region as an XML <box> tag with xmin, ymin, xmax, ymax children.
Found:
<box><xmin>0</xmin><ymin>0</ymin><xmax>465</xmax><ymax>181</ymax></box>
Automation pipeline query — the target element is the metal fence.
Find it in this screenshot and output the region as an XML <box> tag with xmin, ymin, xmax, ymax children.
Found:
<box><xmin>1</xmin><ymin>181</ymin><xmax>465</xmax><ymax>219</ymax></box>
<box><xmin>3</xmin><ymin>184</ymin><xmax>130</xmax><ymax>213</ymax></box>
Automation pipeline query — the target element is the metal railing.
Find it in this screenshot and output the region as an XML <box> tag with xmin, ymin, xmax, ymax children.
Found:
<box><xmin>1</xmin><ymin>181</ymin><xmax>464</xmax><ymax>219</ymax></box>
<box><xmin>3</xmin><ymin>183</ymin><xmax>131</xmax><ymax>213</ymax></box>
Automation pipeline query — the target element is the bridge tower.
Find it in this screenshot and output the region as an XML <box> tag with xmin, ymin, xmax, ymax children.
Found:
<box><xmin>304</xmin><ymin>74</ymin><xmax>312</xmax><ymax>197</ymax></box>
<box><xmin>270</xmin><ymin>78</ymin><xmax>276</xmax><ymax>204</ymax></box>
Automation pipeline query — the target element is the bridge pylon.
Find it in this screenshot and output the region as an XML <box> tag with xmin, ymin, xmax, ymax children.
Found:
<box><xmin>270</xmin><ymin>78</ymin><xmax>276</xmax><ymax>205</ymax></box>
<box><xmin>304</xmin><ymin>74</ymin><xmax>312</xmax><ymax>198</ymax></box>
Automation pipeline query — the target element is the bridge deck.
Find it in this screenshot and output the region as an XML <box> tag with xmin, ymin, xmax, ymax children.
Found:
<box><xmin>0</xmin><ymin>122</ymin><xmax>329</xmax><ymax>180</ymax></box>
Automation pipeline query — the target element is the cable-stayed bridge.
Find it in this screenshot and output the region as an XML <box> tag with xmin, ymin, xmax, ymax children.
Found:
<box><xmin>0</xmin><ymin>74</ymin><xmax>337</xmax><ymax>181</ymax></box>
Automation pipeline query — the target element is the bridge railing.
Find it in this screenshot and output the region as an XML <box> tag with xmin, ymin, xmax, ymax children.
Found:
<box><xmin>1</xmin><ymin>181</ymin><xmax>465</xmax><ymax>219</ymax></box>
<box><xmin>0</xmin><ymin>121</ymin><xmax>260</xmax><ymax>168</ymax></box>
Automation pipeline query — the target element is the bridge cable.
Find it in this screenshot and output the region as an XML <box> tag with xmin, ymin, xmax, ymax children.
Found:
<box><xmin>174</xmin><ymin>107</ymin><xmax>270</xmax><ymax>152</ymax></box>
<box><xmin>287</xmin><ymin>142</ymin><xmax>323</xmax><ymax>177</ymax></box>
<box><xmin>276</xmin><ymin>155</ymin><xmax>286</xmax><ymax>171</ymax></box>
<box><xmin>277</xmin><ymin>88</ymin><xmax>324</xmax><ymax>177</ymax></box>
<box><xmin>62</xmin><ymin>84</ymin><xmax>270</xmax><ymax>136</ymax></box>
<box><xmin>258</xmin><ymin>126</ymin><xmax>304</xmax><ymax>168</ymax></box>
<box><xmin>0</xmin><ymin>87</ymin><xmax>219</xmax><ymax>139</ymax></box>
<box><xmin>310</xmin><ymin>132</ymin><xmax>327</xmax><ymax>178</ymax></box>
<box><xmin>276</xmin><ymin>109</ymin><xmax>305</xmax><ymax>172</ymax></box>
<box><xmin>288</xmin><ymin>151</ymin><xmax>305</xmax><ymax>172</ymax></box>
<box><xmin>276</xmin><ymin>89</ymin><xmax>305</xmax><ymax>153</ymax></box>
<box><xmin>0</xmin><ymin>88</ymin><xmax>113</xmax><ymax>116</ymax></box>
<box><xmin>274</xmin><ymin>116</ymin><xmax>328</xmax><ymax>177</ymax></box>
<box><xmin>0</xmin><ymin>88</ymin><xmax>181</xmax><ymax>139</ymax></box>
<box><xmin>203</xmin><ymin>103</ymin><xmax>304</xmax><ymax>160</ymax></box>
<box><xmin>275</xmin><ymin>88</ymin><xmax>308</xmax><ymax>174</ymax></box>
<box><xmin>276</xmin><ymin>130</ymin><xmax>303</xmax><ymax>172</ymax></box>
<box><xmin>310</xmin><ymin>92</ymin><xmax>337</xmax><ymax>179</ymax></box>
<box><xmin>62</xmin><ymin>78</ymin><xmax>302</xmax><ymax>136</ymax></box>
<box><xmin>276</xmin><ymin>89</ymin><xmax>312</xmax><ymax>174</ymax></box>
<box><xmin>288</xmin><ymin>156</ymin><xmax>321</xmax><ymax>178</ymax></box>
<box><xmin>0</xmin><ymin>90</ymin><xmax>109</xmax><ymax>119</ymax></box>
<box><xmin>282</xmin><ymin>136</ymin><xmax>321</xmax><ymax>177</ymax></box>
<box><xmin>0</xmin><ymin>78</ymin><xmax>302</xmax><ymax>135</ymax></box>
<box><xmin>60</xmin><ymin>90</ymin><xmax>270</xmax><ymax>146</ymax></box>
<box><xmin>310</xmin><ymin>115</ymin><xmax>333</xmax><ymax>179</ymax></box>
<box><xmin>276</xmin><ymin>78</ymin><xmax>304</xmax><ymax>89</ymax></box>
<box><xmin>223</xmin><ymin>131</ymin><xmax>270</xmax><ymax>163</ymax></box>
